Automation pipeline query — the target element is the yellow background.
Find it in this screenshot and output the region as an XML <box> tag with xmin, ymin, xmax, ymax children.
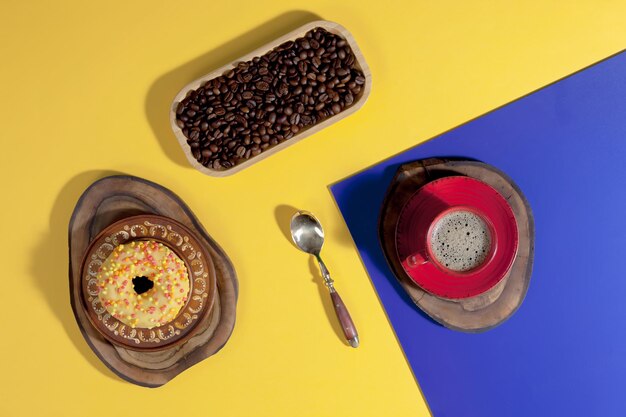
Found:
<box><xmin>1</xmin><ymin>1</ymin><xmax>624</xmax><ymax>416</ymax></box>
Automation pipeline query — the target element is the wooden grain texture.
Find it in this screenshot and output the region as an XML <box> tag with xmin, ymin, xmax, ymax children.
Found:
<box><xmin>69</xmin><ymin>175</ymin><xmax>238</xmax><ymax>387</ymax></box>
<box><xmin>169</xmin><ymin>20</ymin><xmax>372</xmax><ymax>177</ymax></box>
<box><xmin>378</xmin><ymin>159</ymin><xmax>535</xmax><ymax>332</ymax></box>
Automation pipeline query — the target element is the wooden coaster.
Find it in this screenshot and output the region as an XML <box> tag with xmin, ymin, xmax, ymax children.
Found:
<box><xmin>378</xmin><ymin>159</ymin><xmax>534</xmax><ymax>332</ymax></box>
<box><xmin>69</xmin><ymin>175</ymin><xmax>238</xmax><ymax>387</ymax></box>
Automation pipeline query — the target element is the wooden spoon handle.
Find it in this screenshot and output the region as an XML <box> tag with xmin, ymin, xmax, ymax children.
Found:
<box><xmin>329</xmin><ymin>289</ymin><xmax>359</xmax><ymax>348</ymax></box>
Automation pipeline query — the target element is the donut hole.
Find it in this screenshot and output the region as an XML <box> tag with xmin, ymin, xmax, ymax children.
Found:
<box><xmin>132</xmin><ymin>276</ymin><xmax>154</xmax><ymax>295</ymax></box>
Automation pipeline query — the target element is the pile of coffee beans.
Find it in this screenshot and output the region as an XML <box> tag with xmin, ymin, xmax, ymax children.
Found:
<box><xmin>174</xmin><ymin>27</ymin><xmax>366</xmax><ymax>171</ymax></box>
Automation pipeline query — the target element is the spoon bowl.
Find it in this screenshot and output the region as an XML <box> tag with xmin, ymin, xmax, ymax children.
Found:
<box><xmin>290</xmin><ymin>211</ymin><xmax>325</xmax><ymax>255</ymax></box>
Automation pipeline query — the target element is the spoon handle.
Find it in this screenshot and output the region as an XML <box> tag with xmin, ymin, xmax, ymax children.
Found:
<box><xmin>329</xmin><ymin>288</ymin><xmax>359</xmax><ymax>348</ymax></box>
<box><xmin>316</xmin><ymin>256</ymin><xmax>359</xmax><ymax>348</ymax></box>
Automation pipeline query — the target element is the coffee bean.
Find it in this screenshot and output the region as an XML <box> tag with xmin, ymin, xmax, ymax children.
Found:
<box><xmin>290</xmin><ymin>113</ymin><xmax>300</xmax><ymax>125</ymax></box>
<box><xmin>175</xmin><ymin>27</ymin><xmax>366</xmax><ymax>171</ymax></box>
<box><xmin>234</xmin><ymin>114</ymin><xmax>247</xmax><ymax>126</ymax></box>
<box><xmin>256</xmin><ymin>81</ymin><xmax>270</xmax><ymax>91</ymax></box>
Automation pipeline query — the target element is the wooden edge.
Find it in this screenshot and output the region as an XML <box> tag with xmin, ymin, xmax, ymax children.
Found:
<box><xmin>444</xmin><ymin>161</ymin><xmax>535</xmax><ymax>332</ymax></box>
<box><xmin>377</xmin><ymin>159</ymin><xmax>535</xmax><ymax>332</ymax></box>
<box><xmin>77</xmin><ymin>175</ymin><xmax>239</xmax><ymax>298</ymax></box>
<box><xmin>169</xmin><ymin>20</ymin><xmax>372</xmax><ymax>177</ymax></box>
<box><xmin>68</xmin><ymin>175</ymin><xmax>238</xmax><ymax>387</ymax></box>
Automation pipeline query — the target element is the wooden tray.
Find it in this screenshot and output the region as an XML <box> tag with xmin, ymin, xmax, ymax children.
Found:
<box><xmin>170</xmin><ymin>20</ymin><xmax>372</xmax><ymax>177</ymax></box>
<box><xmin>378</xmin><ymin>159</ymin><xmax>534</xmax><ymax>332</ymax></box>
<box><xmin>69</xmin><ymin>175</ymin><xmax>238</xmax><ymax>387</ymax></box>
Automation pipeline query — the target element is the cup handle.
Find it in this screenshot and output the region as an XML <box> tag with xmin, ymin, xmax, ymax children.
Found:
<box><xmin>403</xmin><ymin>252</ymin><xmax>429</xmax><ymax>269</ymax></box>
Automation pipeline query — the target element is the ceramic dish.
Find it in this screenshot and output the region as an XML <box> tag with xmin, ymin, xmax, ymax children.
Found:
<box><xmin>80</xmin><ymin>214</ymin><xmax>217</xmax><ymax>351</ymax></box>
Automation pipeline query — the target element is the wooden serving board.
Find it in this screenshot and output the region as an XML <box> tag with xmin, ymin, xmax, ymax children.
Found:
<box><xmin>69</xmin><ymin>175</ymin><xmax>238</xmax><ymax>387</ymax></box>
<box><xmin>378</xmin><ymin>159</ymin><xmax>534</xmax><ymax>332</ymax></box>
<box><xmin>170</xmin><ymin>20</ymin><xmax>372</xmax><ymax>177</ymax></box>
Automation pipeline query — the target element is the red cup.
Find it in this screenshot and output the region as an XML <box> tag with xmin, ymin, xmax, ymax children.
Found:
<box><xmin>404</xmin><ymin>205</ymin><xmax>497</xmax><ymax>276</ymax></box>
<box><xmin>395</xmin><ymin>176</ymin><xmax>518</xmax><ymax>299</ymax></box>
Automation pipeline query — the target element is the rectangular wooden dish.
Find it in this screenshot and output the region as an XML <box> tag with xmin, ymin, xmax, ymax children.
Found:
<box><xmin>169</xmin><ymin>20</ymin><xmax>372</xmax><ymax>177</ymax></box>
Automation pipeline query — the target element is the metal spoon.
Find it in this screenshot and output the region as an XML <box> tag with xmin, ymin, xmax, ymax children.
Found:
<box><xmin>290</xmin><ymin>211</ymin><xmax>359</xmax><ymax>348</ymax></box>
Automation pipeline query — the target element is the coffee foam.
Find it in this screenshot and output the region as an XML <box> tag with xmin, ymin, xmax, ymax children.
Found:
<box><xmin>430</xmin><ymin>210</ymin><xmax>491</xmax><ymax>272</ymax></box>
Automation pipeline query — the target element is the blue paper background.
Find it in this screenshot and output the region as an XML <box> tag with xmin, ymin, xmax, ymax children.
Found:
<box><xmin>330</xmin><ymin>51</ymin><xmax>626</xmax><ymax>417</ymax></box>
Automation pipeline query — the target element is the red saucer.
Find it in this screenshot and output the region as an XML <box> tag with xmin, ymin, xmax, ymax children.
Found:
<box><xmin>395</xmin><ymin>176</ymin><xmax>518</xmax><ymax>299</ymax></box>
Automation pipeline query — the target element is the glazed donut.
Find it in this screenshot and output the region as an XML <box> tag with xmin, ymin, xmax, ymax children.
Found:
<box><xmin>96</xmin><ymin>240</ymin><xmax>190</xmax><ymax>329</ymax></box>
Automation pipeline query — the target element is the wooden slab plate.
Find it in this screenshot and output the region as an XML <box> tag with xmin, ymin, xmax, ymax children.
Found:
<box><xmin>378</xmin><ymin>159</ymin><xmax>534</xmax><ymax>332</ymax></box>
<box><xmin>69</xmin><ymin>175</ymin><xmax>238</xmax><ymax>387</ymax></box>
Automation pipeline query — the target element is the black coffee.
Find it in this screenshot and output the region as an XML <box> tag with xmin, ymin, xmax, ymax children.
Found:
<box><xmin>429</xmin><ymin>210</ymin><xmax>492</xmax><ymax>272</ymax></box>
<box><xmin>175</xmin><ymin>27</ymin><xmax>366</xmax><ymax>171</ymax></box>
